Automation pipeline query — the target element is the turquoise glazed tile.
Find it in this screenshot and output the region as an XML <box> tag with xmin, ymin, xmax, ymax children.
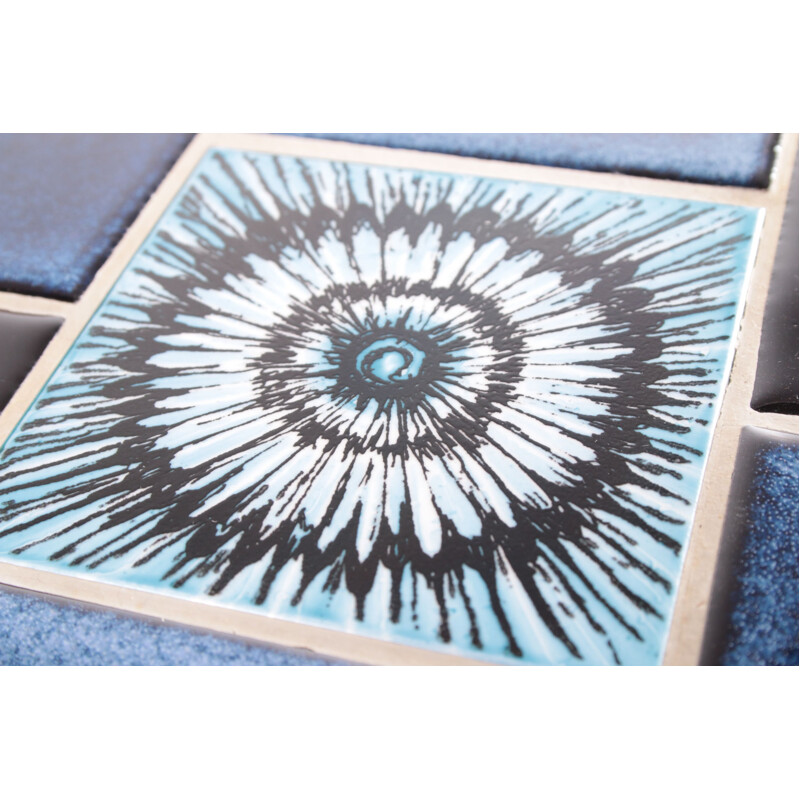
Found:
<box><xmin>0</xmin><ymin>149</ymin><xmax>762</xmax><ymax>664</ymax></box>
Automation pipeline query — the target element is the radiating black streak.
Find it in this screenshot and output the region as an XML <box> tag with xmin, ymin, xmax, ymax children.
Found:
<box><xmin>0</xmin><ymin>152</ymin><xmax>749</xmax><ymax>663</ymax></box>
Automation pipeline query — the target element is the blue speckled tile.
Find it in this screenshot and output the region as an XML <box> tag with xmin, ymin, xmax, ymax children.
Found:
<box><xmin>702</xmin><ymin>427</ymin><xmax>799</xmax><ymax>666</ymax></box>
<box><xmin>752</xmin><ymin>159</ymin><xmax>798</xmax><ymax>414</ymax></box>
<box><xmin>0</xmin><ymin>585</ymin><xmax>344</xmax><ymax>665</ymax></box>
<box><xmin>0</xmin><ymin>134</ymin><xmax>192</xmax><ymax>300</ymax></box>
<box><xmin>0</xmin><ymin>310</ymin><xmax>62</xmax><ymax>411</ymax></box>
<box><xmin>296</xmin><ymin>133</ymin><xmax>779</xmax><ymax>187</ymax></box>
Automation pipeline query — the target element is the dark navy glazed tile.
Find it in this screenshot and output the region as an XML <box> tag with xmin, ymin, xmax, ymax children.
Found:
<box><xmin>0</xmin><ymin>134</ymin><xmax>192</xmax><ymax>300</ymax></box>
<box><xmin>701</xmin><ymin>427</ymin><xmax>799</xmax><ymax>666</ymax></box>
<box><xmin>0</xmin><ymin>310</ymin><xmax>62</xmax><ymax>411</ymax></box>
<box><xmin>751</xmin><ymin>159</ymin><xmax>798</xmax><ymax>414</ymax></box>
<box><xmin>296</xmin><ymin>133</ymin><xmax>779</xmax><ymax>187</ymax></box>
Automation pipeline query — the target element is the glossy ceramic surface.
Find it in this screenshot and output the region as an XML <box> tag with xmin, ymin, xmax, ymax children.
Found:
<box><xmin>0</xmin><ymin>149</ymin><xmax>762</xmax><ymax>664</ymax></box>
<box><xmin>0</xmin><ymin>310</ymin><xmax>61</xmax><ymax>411</ymax></box>
<box><xmin>752</xmin><ymin>161</ymin><xmax>798</xmax><ymax>414</ymax></box>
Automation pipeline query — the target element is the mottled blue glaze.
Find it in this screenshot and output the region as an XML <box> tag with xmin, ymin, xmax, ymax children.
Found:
<box><xmin>297</xmin><ymin>133</ymin><xmax>778</xmax><ymax>188</ymax></box>
<box><xmin>0</xmin><ymin>588</ymin><xmax>342</xmax><ymax>666</ymax></box>
<box><xmin>721</xmin><ymin>440</ymin><xmax>799</xmax><ymax>666</ymax></box>
<box><xmin>0</xmin><ymin>134</ymin><xmax>191</xmax><ymax>299</ymax></box>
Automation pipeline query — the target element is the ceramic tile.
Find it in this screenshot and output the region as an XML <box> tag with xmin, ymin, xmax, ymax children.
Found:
<box><xmin>701</xmin><ymin>427</ymin><xmax>798</xmax><ymax>666</ymax></box>
<box><xmin>0</xmin><ymin>134</ymin><xmax>192</xmax><ymax>300</ymax></box>
<box><xmin>0</xmin><ymin>148</ymin><xmax>762</xmax><ymax>664</ymax></box>
<box><xmin>0</xmin><ymin>310</ymin><xmax>62</xmax><ymax>411</ymax></box>
<box><xmin>0</xmin><ymin>584</ymin><xmax>342</xmax><ymax>666</ymax></box>
<box><xmin>298</xmin><ymin>133</ymin><xmax>779</xmax><ymax>187</ymax></box>
<box><xmin>751</xmin><ymin>160</ymin><xmax>798</xmax><ymax>414</ymax></box>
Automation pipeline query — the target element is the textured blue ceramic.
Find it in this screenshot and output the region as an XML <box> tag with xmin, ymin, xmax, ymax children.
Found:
<box><xmin>704</xmin><ymin>430</ymin><xmax>799</xmax><ymax>666</ymax></box>
<box><xmin>299</xmin><ymin>133</ymin><xmax>778</xmax><ymax>187</ymax></box>
<box><xmin>0</xmin><ymin>134</ymin><xmax>191</xmax><ymax>299</ymax></box>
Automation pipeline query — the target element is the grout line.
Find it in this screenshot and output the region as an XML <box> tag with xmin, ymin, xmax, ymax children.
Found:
<box><xmin>718</xmin><ymin>135</ymin><xmax>799</xmax><ymax>439</ymax></box>
<box><xmin>0</xmin><ymin>290</ymin><xmax>76</xmax><ymax>318</ymax></box>
<box><xmin>662</xmin><ymin>133</ymin><xmax>799</xmax><ymax>666</ymax></box>
<box><xmin>743</xmin><ymin>409</ymin><xmax>800</xmax><ymax>435</ymax></box>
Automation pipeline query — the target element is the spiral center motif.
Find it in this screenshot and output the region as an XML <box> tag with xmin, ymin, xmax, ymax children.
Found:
<box><xmin>0</xmin><ymin>149</ymin><xmax>754</xmax><ymax>666</ymax></box>
<box><xmin>356</xmin><ymin>336</ymin><xmax>426</xmax><ymax>386</ymax></box>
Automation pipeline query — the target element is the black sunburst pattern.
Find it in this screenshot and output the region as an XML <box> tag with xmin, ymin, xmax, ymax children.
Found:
<box><xmin>0</xmin><ymin>150</ymin><xmax>759</xmax><ymax>664</ymax></box>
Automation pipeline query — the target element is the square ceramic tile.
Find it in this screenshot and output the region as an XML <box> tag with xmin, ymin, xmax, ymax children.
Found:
<box><xmin>0</xmin><ymin>144</ymin><xmax>762</xmax><ymax>664</ymax></box>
